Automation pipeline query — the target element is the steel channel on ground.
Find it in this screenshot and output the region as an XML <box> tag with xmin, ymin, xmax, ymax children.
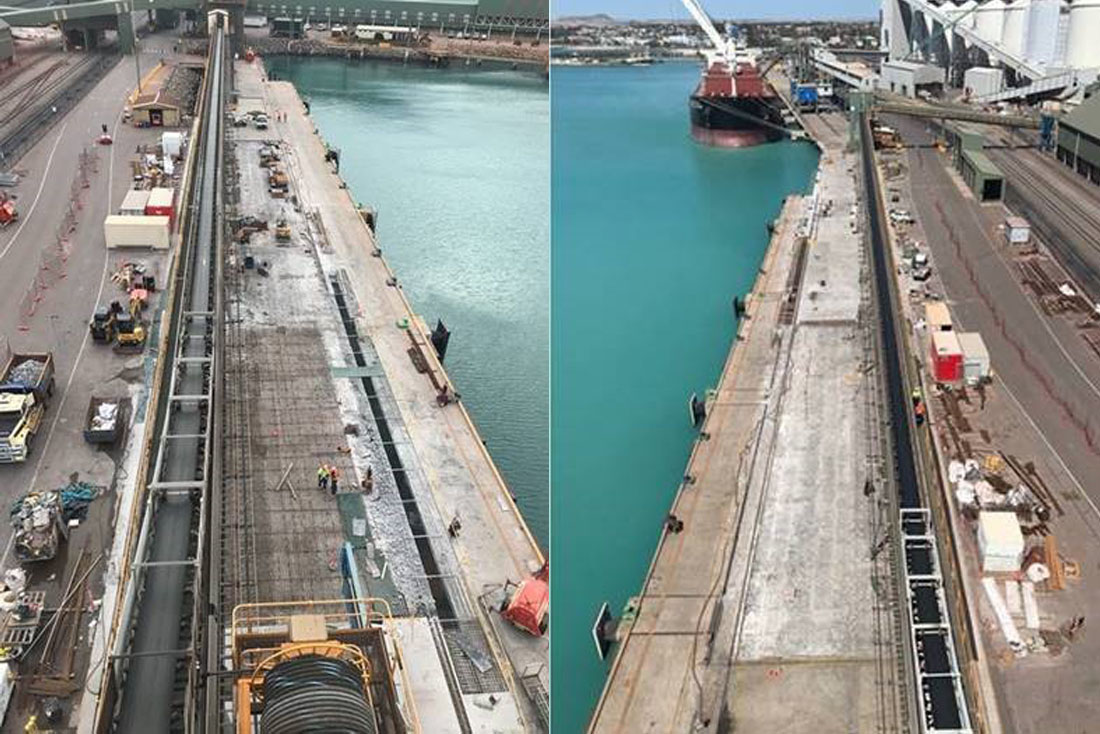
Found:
<box><xmin>110</xmin><ymin>23</ymin><xmax>227</xmax><ymax>733</ymax></box>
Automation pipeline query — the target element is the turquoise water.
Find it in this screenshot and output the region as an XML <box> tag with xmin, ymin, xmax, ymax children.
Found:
<box><xmin>268</xmin><ymin>57</ymin><xmax>550</xmax><ymax>545</ymax></box>
<box><xmin>551</xmin><ymin>62</ymin><xmax>819</xmax><ymax>730</ymax></box>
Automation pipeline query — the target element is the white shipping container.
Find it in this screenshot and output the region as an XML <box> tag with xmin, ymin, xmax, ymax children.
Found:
<box><xmin>1004</xmin><ymin>215</ymin><xmax>1030</xmax><ymax>245</ymax></box>
<box><xmin>119</xmin><ymin>189</ymin><xmax>150</xmax><ymax>216</ymax></box>
<box><xmin>104</xmin><ymin>215</ymin><xmax>170</xmax><ymax>250</ymax></box>
<box><xmin>963</xmin><ymin>66</ymin><xmax>1004</xmax><ymax>99</ymax></box>
<box><xmin>977</xmin><ymin>511</ymin><xmax>1024</xmax><ymax>573</ymax></box>
<box><xmin>146</xmin><ymin>187</ymin><xmax>174</xmax><ymax>211</ymax></box>
<box><xmin>956</xmin><ymin>332</ymin><xmax>991</xmax><ymax>383</ymax></box>
<box><xmin>161</xmin><ymin>131</ymin><xmax>184</xmax><ymax>158</ymax></box>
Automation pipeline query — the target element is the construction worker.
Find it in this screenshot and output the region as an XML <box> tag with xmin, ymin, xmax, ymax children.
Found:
<box><xmin>329</xmin><ymin>466</ymin><xmax>340</xmax><ymax>496</ymax></box>
<box><xmin>317</xmin><ymin>464</ymin><xmax>329</xmax><ymax>492</ymax></box>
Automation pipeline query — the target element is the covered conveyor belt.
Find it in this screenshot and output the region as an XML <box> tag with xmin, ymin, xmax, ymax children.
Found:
<box><xmin>99</xmin><ymin>17</ymin><xmax>227</xmax><ymax>734</ymax></box>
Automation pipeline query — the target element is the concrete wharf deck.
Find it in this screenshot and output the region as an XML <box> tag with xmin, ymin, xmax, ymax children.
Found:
<box><xmin>590</xmin><ymin>113</ymin><xmax>907</xmax><ymax>733</ymax></box>
<box><xmin>228</xmin><ymin>58</ymin><xmax>548</xmax><ymax>729</ymax></box>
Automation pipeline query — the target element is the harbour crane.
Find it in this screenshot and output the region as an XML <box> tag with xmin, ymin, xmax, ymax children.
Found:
<box><xmin>679</xmin><ymin>0</ymin><xmax>733</xmax><ymax>64</ymax></box>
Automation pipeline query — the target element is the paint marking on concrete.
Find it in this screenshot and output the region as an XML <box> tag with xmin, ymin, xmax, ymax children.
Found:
<box><xmin>0</xmin><ymin>123</ymin><xmax>69</xmax><ymax>262</ymax></box>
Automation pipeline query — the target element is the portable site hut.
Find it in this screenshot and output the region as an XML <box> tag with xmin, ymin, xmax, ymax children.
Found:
<box><xmin>145</xmin><ymin>187</ymin><xmax>175</xmax><ymax>224</ymax></box>
<box><xmin>1004</xmin><ymin>215</ymin><xmax>1030</xmax><ymax>245</ymax></box>
<box><xmin>977</xmin><ymin>511</ymin><xmax>1024</xmax><ymax>573</ymax></box>
<box><xmin>924</xmin><ymin>301</ymin><xmax>953</xmax><ymax>332</ymax></box>
<box><xmin>930</xmin><ymin>330</ymin><xmax>964</xmax><ymax>383</ymax></box>
<box><xmin>956</xmin><ymin>332</ymin><xmax>991</xmax><ymax>384</ymax></box>
<box><xmin>130</xmin><ymin>63</ymin><xmax>182</xmax><ymax>127</ymax></box>
<box><xmin>104</xmin><ymin>215</ymin><xmax>170</xmax><ymax>249</ymax></box>
<box><xmin>120</xmin><ymin>189</ymin><xmax>151</xmax><ymax>217</ymax></box>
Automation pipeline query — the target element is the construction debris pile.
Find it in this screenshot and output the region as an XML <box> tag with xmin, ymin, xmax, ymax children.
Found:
<box><xmin>947</xmin><ymin>454</ymin><xmax>1081</xmax><ymax>659</ymax></box>
<box><xmin>89</xmin><ymin>401</ymin><xmax>118</xmax><ymax>433</ymax></box>
<box><xmin>9</xmin><ymin>482</ymin><xmax>104</xmax><ymax>562</ymax></box>
<box><xmin>4</xmin><ymin>359</ymin><xmax>46</xmax><ymax>388</ymax></box>
<box><xmin>164</xmin><ymin>66</ymin><xmax>202</xmax><ymax>117</ymax></box>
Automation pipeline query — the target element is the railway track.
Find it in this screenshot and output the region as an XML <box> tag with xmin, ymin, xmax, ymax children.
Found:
<box><xmin>0</xmin><ymin>52</ymin><xmax>119</xmax><ymax>167</ymax></box>
<box><xmin>988</xmin><ymin>149</ymin><xmax>1100</xmax><ymax>300</ymax></box>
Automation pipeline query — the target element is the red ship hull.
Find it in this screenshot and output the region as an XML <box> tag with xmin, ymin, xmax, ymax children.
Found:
<box><xmin>690</xmin><ymin>58</ymin><xmax>785</xmax><ymax>149</ymax></box>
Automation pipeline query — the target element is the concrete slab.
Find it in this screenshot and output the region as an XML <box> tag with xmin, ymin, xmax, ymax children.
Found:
<box><xmin>391</xmin><ymin>617</ymin><xmax>464</xmax><ymax>734</ymax></box>
<box><xmin>729</xmin><ymin>660</ymin><xmax>880</xmax><ymax>733</ymax></box>
<box><xmin>592</xmin><ymin>113</ymin><xmax>904</xmax><ymax>734</ymax></box>
<box><xmin>224</xmin><ymin>58</ymin><xmax>546</xmax><ymax>729</ymax></box>
<box><xmin>737</xmin><ymin>324</ymin><xmax>873</xmax><ymax>661</ymax></box>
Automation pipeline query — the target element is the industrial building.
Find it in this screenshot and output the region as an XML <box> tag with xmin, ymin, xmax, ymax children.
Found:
<box><xmin>249</xmin><ymin>0</ymin><xmax>547</xmax><ymax>28</ymax></box>
<box><xmin>880</xmin><ymin>0</ymin><xmax>1100</xmax><ymax>102</ymax></box>
<box><xmin>129</xmin><ymin>62</ymin><xmax>184</xmax><ymax>126</ymax></box>
<box><xmin>879</xmin><ymin>59</ymin><xmax>945</xmax><ymax>97</ymax></box>
<box><xmin>1056</xmin><ymin>89</ymin><xmax>1100</xmax><ymax>184</ymax></box>
<box><xmin>960</xmin><ymin>148</ymin><xmax>1004</xmax><ymax>200</ymax></box>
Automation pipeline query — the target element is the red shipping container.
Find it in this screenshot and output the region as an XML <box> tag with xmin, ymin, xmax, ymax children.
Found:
<box><xmin>930</xmin><ymin>330</ymin><xmax>964</xmax><ymax>383</ymax></box>
<box><xmin>144</xmin><ymin>187</ymin><xmax>175</xmax><ymax>226</ymax></box>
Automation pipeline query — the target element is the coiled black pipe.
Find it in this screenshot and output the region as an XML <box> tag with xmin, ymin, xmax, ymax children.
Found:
<box><xmin>260</xmin><ymin>655</ymin><xmax>377</xmax><ymax>734</ymax></box>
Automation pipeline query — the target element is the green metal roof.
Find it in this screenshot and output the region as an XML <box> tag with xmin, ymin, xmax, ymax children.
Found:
<box><xmin>962</xmin><ymin>148</ymin><xmax>1002</xmax><ymax>179</ymax></box>
<box><xmin>1061</xmin><ymin>93</ymin><xmax>1100</xmax><ymax>142</ymax></box>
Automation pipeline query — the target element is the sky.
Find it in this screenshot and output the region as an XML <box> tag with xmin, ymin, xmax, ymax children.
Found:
<box><xmin>553</xmin><ymin>0</ymin><xmax>879</xmax><ymax>21</ymax></box>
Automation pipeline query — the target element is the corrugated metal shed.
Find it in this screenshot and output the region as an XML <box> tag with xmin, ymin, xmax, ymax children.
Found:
<box><xmin>1061</xmin><ymin>93</ymin><xmax>1100</xmax><ymax>141</ymax></box>
<box><xmin>962</xmin><ymin>149</ymin><xmax>1001</xmax><ymax>178</ymax></box>
<box><xmin>1057</xmin><ymin>92</ymin><xmax>1100</xmax><ymax>184</ymax></box>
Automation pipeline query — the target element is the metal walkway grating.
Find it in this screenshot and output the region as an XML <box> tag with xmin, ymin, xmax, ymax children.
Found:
<box><xmin>443</xmin><ymin>622</ymin><xmax>507</xmax><ymax>694</ymax></box>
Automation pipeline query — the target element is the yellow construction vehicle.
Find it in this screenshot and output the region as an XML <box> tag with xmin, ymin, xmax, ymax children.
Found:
<box><xmin>89</xmin><ymin>305</ymin><xmax>117</xmax><ymax>343</ymax></box>
<box><xmin>274</xmin><ymin>216</ymin><xmax>291</xmax><ymax>241</ymax></box>
<box><xmin>114</xmin><ymin>293</ymin><xmax>147</xmax><ymax>353</ymax></box>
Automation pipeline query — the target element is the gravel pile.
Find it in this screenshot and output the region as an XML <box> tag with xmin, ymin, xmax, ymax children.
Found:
<box><xmin>164</xmin><ymin>66</ymin><xmax>202</xmax><ymax>115</ymax></box>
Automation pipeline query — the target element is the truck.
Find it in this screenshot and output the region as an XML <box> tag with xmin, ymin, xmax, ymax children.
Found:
<box><xmin>0</xmin><ymin>352</ymin><xmax>55</xmax><ymax>463</ymax></box>
<box><xmin>83</xmin><ymin>396</ymin><xmax>128</xmax><ymax>444</ymax></box>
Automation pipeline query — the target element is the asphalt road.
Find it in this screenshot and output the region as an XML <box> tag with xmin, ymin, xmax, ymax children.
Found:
<box><xmin>0</xmin><ymin>36</ymin><xmax>179</xmax><ymax>557</ymax></box>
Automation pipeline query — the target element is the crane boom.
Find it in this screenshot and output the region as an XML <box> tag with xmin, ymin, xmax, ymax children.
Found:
<box><xmin>680</xmin><ymin>0</ymin><xmax>729</xmax><ymax>61</ymax></box>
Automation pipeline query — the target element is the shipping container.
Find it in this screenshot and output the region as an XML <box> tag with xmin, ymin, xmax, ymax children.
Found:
<box><xmin>1004</xmin><ymin>215</ymin><xmax>1030</xmax><ymax>245</ymax></box>
<box><xmin>930</xmin><ymin>330</ymin><xmax>964</xmax><ymax>383</ymax></box>
<box><xmin>161</xmin><ymin>131</ymin><xmax>184</xmax><ymax>159</ymax></box>
<box><xmin>956</xmin><ymin>332</ymin><xmax>991</xmax><ymax>384</ymax></box>
<box><xmin>145</xmin><ymin>187</ymin><xmax>175</xmax><ymax>225</ymax></box>
<box><xmin>104</xmin><ymin>215</ymin><xmax>170</xmax><ymax>249</ymax></box>
<box><xmin>924</xmin><ymin>301</ymin><xmax>953</xmax><ymax>332</ymax></box>
<box><xmin>119</xmin><ymin>189</ymin><xmax>150</xmax><ymax>217</ymax></box>
<box><xmin>977</xmin><ymin>511</ymin><xmax>1024</xmax><ymax>573</ymax></box>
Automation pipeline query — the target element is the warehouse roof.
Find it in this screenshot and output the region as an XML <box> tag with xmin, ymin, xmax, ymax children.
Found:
<box><xmin>962</xmin><ymin>149</ymin><xmax>1002</xmax><ymax>179</ymax></box>
<box><xmin>1062</xmin><ymin>92</ymin><xmax>1100</xmax><ymax>141</ymax></box>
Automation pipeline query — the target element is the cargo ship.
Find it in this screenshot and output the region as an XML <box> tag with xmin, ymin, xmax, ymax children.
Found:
<box><xmin>679</xmin><ymin>0</ymin><xmax>787</xmax><ymax>148</ymax></box>
<box><xmin>689</xmin><ymin>54</ymin><xmax>786</xmax><ymax>148</ymax></box>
